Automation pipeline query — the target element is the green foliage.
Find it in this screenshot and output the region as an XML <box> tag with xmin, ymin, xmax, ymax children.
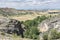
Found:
<box><xmin>43</xmin><ymin>33</ymin><xmax>48</xmax><ymax>40</ymax></box>
<box><xmin>50</xmin><ymin>29</ymin><xmax>60</xmax><ymax>39</ymax></box>
<box><xmin>1</xmin><ymin>32</ymin><xmax>5</xmax><ymax>36</ymax></box>
<box><xmin>43</xmin><ymin>29</ymin><xmax>60</xmax><ymax>40</ymax></box>
<box><xmin>23</xmin><ymin>15</ymin><xmax>48</xmax><ymax>39</ymax></box>
<box><xmin>24</xmin><ymin>26</ymin><xmax>39</xmax><ymax>39</ymax></box>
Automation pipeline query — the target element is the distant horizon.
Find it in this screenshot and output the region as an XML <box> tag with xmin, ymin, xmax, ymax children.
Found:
<box><xmin>0</xmin><ymin>7</ymin><xmax>60</xmax><ymax>10</ymax></box>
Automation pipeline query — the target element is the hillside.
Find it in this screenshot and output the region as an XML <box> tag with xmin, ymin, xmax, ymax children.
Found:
<box><xmin>0</xmin><ymin>8</ymin><xmax>47</xmax><ymax>21</ymax></box>
<box><xmin>0</xmin><ymin>8</ymin><xmax>59</xmax><ymax>21</ymax></box>
<box><xmin>0</xmin><ymin>8</ymin><xmax>59</xmax><ymax>16</ymax></box>
<box><xmin>0</xmin><ymin>9</ymin><xmax>60</xmax><ymax>40</ymax></box>
<box><xmin>0</xmin><ymin>8</ymin><xmax>60</xmax><ymax>16</ymax></box>
<box><xmin>0</xmin><ymin>8</ymin><xmax>37</xmax><ymax>16</ymax></box>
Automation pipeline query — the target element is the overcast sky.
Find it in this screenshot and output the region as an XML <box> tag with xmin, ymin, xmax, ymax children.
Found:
<box><xmin>0</xmin><ymin>0</ymin><xmax>60</xmax><ymax>10</ymax></box>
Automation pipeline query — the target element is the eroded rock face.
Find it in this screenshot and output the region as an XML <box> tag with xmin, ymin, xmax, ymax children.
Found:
<box><xmin>38</xmin><ymin>16</ymin><xmax>60</xmax><ymax>33</ymax></box>
<box><xmin>38</xmin><ymin>16</ymin><xmax>60</xmax><ymax>40</ymax></box>
<box><xmin>0</xmin><ymin>17</ymin><xmax>24</xmax><ymax>37</ymax></box>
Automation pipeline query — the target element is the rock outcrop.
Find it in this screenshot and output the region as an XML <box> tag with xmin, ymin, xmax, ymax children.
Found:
<box><xmin>0</xmin><ymin>17</ymin><xmax>24</xmax><ymax>38</ymax></box>
<box><xmin>38</xmin><ymin>16</ymin><xmax>60</xmax><ymax>40</ymax></box>
<box><xmin>38</xmin><ymin>16</ymin><xmax>60</xmax><ymax>32</ymax></box>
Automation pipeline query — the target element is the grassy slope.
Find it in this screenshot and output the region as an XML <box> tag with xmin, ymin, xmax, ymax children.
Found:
<box><xmin>0</xmin><ymin>8</ymin><xmax>59</xmax><ymax>21</ymax></box>
<box><xmin>8</xmin><ymin>14</ymin><xmax>58</xmax><ymax>21</ymax></box>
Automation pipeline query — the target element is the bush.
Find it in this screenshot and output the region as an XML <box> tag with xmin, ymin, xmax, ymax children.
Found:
<box><xmin>1</xmin><ymin>32</ymin><xmax>5</xmax><ymax>36</ymax></box>
<box><xmin>43</xmin><ymin>29</ymin><xmax>60</xmax><ymax>40</ymax></box>
<box><xmin>23</xmin><ymin>15</ymin><xmax>48</xmax><ymax>39</ymax></box>
<box><xmin>43</xmin><ymin>33</ymin><xmax>48</xmax><ymax>40</ymax></box>
<box><xmin>50</xmin><ymin>29</ymin><xmax>60</xmax><ymax>39</ymax></box>
<box><xmin>24</xmin><ymin>26</ymin><xmax>39</xmax><ymax>39</ymax></box>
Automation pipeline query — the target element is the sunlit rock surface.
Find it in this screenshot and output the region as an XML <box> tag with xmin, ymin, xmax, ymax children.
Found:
<box><xmin>38</xmin><ymin>16</ymin><xmax>60</xmax><ymax>32</ymax></box>
<box><xmin>38</xmin><ymin>16</ymin><xmax>60</xmax><ymax>40</ymax></box>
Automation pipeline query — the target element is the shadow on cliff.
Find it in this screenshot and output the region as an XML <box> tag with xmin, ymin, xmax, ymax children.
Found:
<box><xmin>6</xmin><ymin>19</ymin><xmax>25</xmax><ymax>38</ymax></box>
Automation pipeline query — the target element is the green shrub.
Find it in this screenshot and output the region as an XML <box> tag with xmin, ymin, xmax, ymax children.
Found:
<box><xmin>43</xmin><ymin>29</ymin><xmax>60</xmax><ymax>40</ymax></box>
<box><xmin>23</xmin><ymin>15</ymin><xmax>48</xmax><ymax>39</ymax></box>
<box><xmin>43</xmin><ymin>33</ymin><xmax>48</xmax><ymax>40</ymax></box>
<box><xmin>1</xmin><ymin>32</ymin><xmax>5</xmax><ymax>36</ymax></box>
<box><xmin>50</xmin><ymin>29</ymin><xmax>60</xmax><ymax>39</ymax></box>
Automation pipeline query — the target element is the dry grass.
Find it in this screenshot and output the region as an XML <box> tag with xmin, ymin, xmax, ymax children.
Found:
<box><xmin>8</xmin><ymin>14</ymin><xmax>58</xmax><ymax>21</ymax></box>
<box><xmin>8</xmin><ymin>13</ymin><xmax>52</xmax><ymax>21</ymax></box>
<box><xmin>0</xmin><ymin>12</ymin><xmax>58</xmax><ymax>21</ymax></box>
